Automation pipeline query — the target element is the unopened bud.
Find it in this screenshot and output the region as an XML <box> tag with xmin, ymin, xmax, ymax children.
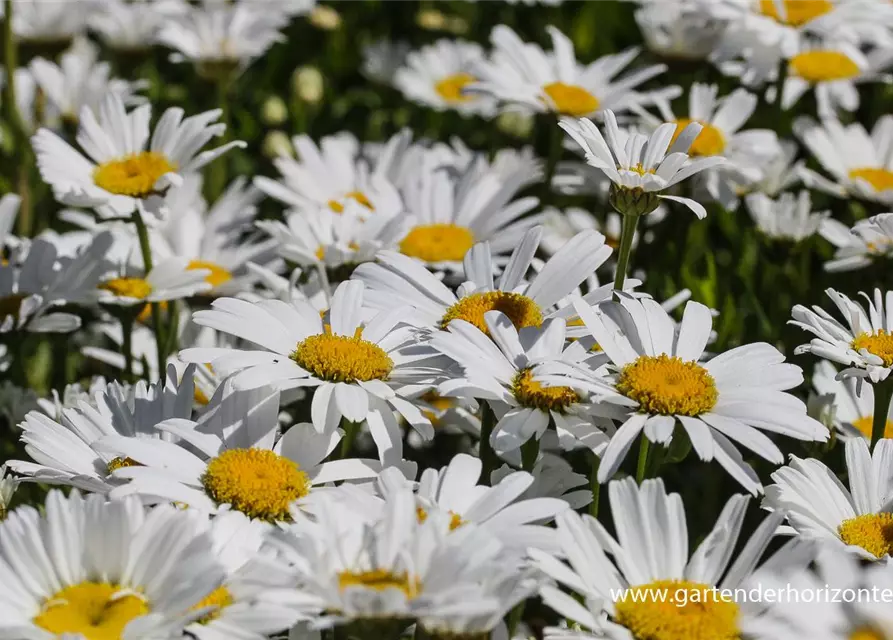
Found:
<box><xmin>609</xmin><ymin>184</ymin><xmax>661</xmax><ymax>217</ymax></box>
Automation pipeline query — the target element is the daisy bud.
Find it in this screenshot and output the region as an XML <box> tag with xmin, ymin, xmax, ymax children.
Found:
<box><xmin>261</xmin><ymin>96</ymin><xmax>289</xmax><ymax>125</ymax></box>
<box><xmin>292</xmin><ymin>66</ymin><xmax>324</xmax><ymax>104</ymax></box>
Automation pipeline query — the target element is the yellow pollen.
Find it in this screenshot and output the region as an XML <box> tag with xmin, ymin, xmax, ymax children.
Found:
<box><xmin>399</xmin><ymin>224</ymin><xmax>475</xmax><ymax>263</ymax></box>
<box><xmin>849</xmin><ymin>168</ymin><xmax>893</xmax><ymax>192</ymax></box>
<box><xmin>614</xmin><ymin>579</ymin><xmax>739</xmax><ymax>640</ymax></box>
<box><xmin>291</xmin><ymin>331</ymin><xmax>393</xmax><ymax>382</ymax></box>
<box><xmin>34</xmin><ymin>582</ymin><xmax>149</xmax><ymax>639</ymax></box>
<box><xmin>106</xmin><ymin>457</ymin><xmax>140</xmax><ymax>474</ymax></box>
<box><xmin>99</xmin><ymin>277</ymin><xmax>152</xmax><ymax>300</ymax></box>
<box><xmin>191</xmin><ymin>586</ymin><xmax>233</xmax><ymax>624</ymax></box>
<box><xmin>440</xmin><ymin>291</ymin><xmax>543</xmax><ymax>335</ymax></box>
<box><xmin>201</xmin><ymin>448</ymin><xmax>310</xmax><ymax>522</ymax></box>
<box><xmin>187</xmin><ymin>260</ymin><xmax>232</xmax><ymax>289</ymax></box>
<box><xmin>328</xmin><ymin>190</ymin><xmax>374</xmax><ymax>213</ymax></box>
<box><xmin>93</xmin><ymin>151</ymin><xmax>176</xmax><ymax>198</ymax></box>
<box><xmin>435</xmin><ymin>72</ymin><xmax>476</xmax><ymax>103</ymax></box>
<box><xmin>512</xmin><ymin>368</ymin><xmax>579</xmax><ymax>413</ymax></box>
<box><xmin>338</xmin><ymin>569</ymin><xmax>421</xmax><ymax>598</ymax></box>
<box><xmin>759</xmin><ymin>0</ymin><xmax>833</xmax><ymax>26</ymax></box>
<box><xmin>853</xmin><ymin>330</ymin><xmax>893</xmax><ymax>366</ymax></box>
<box><xmin>542</xmin><ymin>81</ymin><xmax>600</xmax><ymax>116</ymax></box>
<box><xmin>838</xmin><ymin>513</ymin><xmax>893</xmax><ymax>559</ymax></box>
<box><xmin>850</xmin><ymin>628</ymin><xmax>886</xmax><ymax>640</ymax></box>
<box><xmin>0</xmin><ymin>293</ymin><xmax>26</xmax><ymax>318</ymax></box>
<box><xmin>672</xmin><ymin>119</ymin><xmax>726</xmax><ymax>156</ymax></box>
<box><xmin>416</xmin><ymin>506</ymin><xmax>465</xmax><ymax>530</ymax></box>
<box><xmin>791</xmin><ymin>51</ymin><xmax>860</xmax><ymax>82</ymax></box>
<box><xmin>852</xmin><ymin>415</ymin><xmax>893</xmax><ymax>440</ymax></box>
<box><xmin>618</xmin><ymin>354</ymin><xmax>718</xmax><ymax>417</ymax></box>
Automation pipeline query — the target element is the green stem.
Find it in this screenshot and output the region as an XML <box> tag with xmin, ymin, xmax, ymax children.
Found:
<box><xmin>506</xmin><ymin>601</ymin><xmax>526</xmax><ymax>638</ymax></box>
<box><xmin>589</xmin><ymin>453</ymin><xmax>600</xmax><ymax>518</ymax></box>
<box><xmin>205</xmin><ymin>76</ymin><xmax>231</xmax><ymax>202</ymax></box>
<box><xmin>520</xmin><ymin>437</ymin><xmax>539</xmax><ymax>472</ymax></box>
<box><xmin>339</xmin><ymin>419</ymin><xmax>360</xmax><ymax>459</ymax></box>
<box><xmin>542</xmin><ymin>116</ymin><xmax>563</xmax><ymax>204</ymax></box>
<box><xmin>647</xmin><ymin>443</ymin><xmax>665</xmax><ymax>479</ymax></box>
<box><xmin>478</xmin><ymin>401</ymin><xmax>498</xmax><ymax>485</ymax></box>
<box><xmin>613</xmin><ymin>213</ymin><xmax>639</xmax><ymax>291</ymax></box>
<box><xmin>871</xmin><ymin>379</ymin><xmax>893</xmax><ymax>450</ymax></box>
<box><xmin>121</xmin><ymin>313</ymin><xmax>134</xmax><ymax>383</ymax></box>
<box><xmin>131</xmin><ymin>211</ymin><xmax>165</xmax><ymax>376</ymax></box>
<box><xmin>635</xmin><ymin>435</ymin><xmax>650</xmax><ymax>484</ymax></box>
<box><xmin>773</xmin><ymin>57</ymin><xmax>789</xmax><ymax>131</ymax></box>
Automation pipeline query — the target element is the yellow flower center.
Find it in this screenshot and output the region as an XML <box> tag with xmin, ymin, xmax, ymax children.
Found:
<box><xmin>399</xmin><ymin>224</ymin><xmax>475</xmax><ymax>263</ymax></box>
<box><xmin>618</xmin><ymin>354</ymin><xmax>718</xmax><ymax>417</ymax></box>
<box><xmin>338</xmin><ymin>569</ymin><xmax>421</xmax><ymax>599</ymax></box>
<box><xmin>672</xmin><ymin>119</ymin><xmax>726</xmax><ymax>156</ymax></box>
<box><xmin>201</xmin><ymin>448</ymin><xmax>311</xmax><ymax>522</ymax></box>
<box><xmin>853</xmin><ymin>330</ymin><xmax>893</xmax><ymax>366</ymax></box>
<box><xmin>759</xmin><ymin>0</ymin><xmax>833</xmax><ymax>26</ymax></box>
<box><xmin>195</xmin><ymin>387</ymin><xmax>210</xmax><ymax>406</ymax></box>
<box><xmin>136</xmin><ymin>300</ymin><xmax>168</xmax><ymax>325</ymax></box>
<box><xmin>435</xmin><ymin>73</ymin><xmax>476</xmax><ymax>103</ymax></box>
<box><xmin>328</xmin><ymin>190</ymin><xmax>374</xmax><ymax>213</ymax></box>
<box><xmin>440</xmin><ymin>291</ymin><xmax>543</xmax><ymax>335</ymax></box>
<box><xmin>838</xmin><ymin>513</ymin><xmax>893</xmax><ymax>559</ymax></box>
<box><xmin>791</xmin><ymin>51</ymin><xmax>861</xmax><ymax>82</ymax></box>
<box><xmin>851</xmin><ymin>415</ymin><xmax>893</xmax><ymax>440</ymax></box>
<box><xmin>106</xmin><ymin>457</ymin><xmax>140</xmax><ymax>474</ymax></box>
<box><xmin>512</xmin><ymin>368</ymin><xmax>580</xmax><ymax>413</ymax></box>
<box><xmin>93</xmin><ymin>151</ymin><xmax>176</xmax><ymax>198</ymax></box>
<box><xmin>191</xmin><ymin>586</ymin><xmax>233</xmax><ymax>624</ymax></box>
<box><xmin>187</xmin><ymin>260</ymin><xmax>232</xmax><ymax>289</ymax></box>
<box><xmin>34</xmin><ymin>582</ymin><xmax>150</xmax><ymax>639</ymax></box>
<box><xmin>99</xmin><ymin>277</ymin><xmax>152</xmax><ymax>300</ymax></box>
<box><xmin>614</xmin><ymin>579</ymin><xmax>739</xmax><ymax>640</ymax></box>
<box><xmin>0</xmin><ymin>293</ymin><xmax>26</xmax><ymax>319</ymax></box>
<box><xmin>416</xmin><ymin>506</ymin><xmax>465</xmax><ymax>530</ymax></box>
<box><xmin>850</xmin><ymin>628</ymin><xmax>886</xmax><ymax>640</ymax></box>
<box><xmin>291</xmin><ymin>330</ymin><xmax>394</xmax><ymax>382</ymax></box>
<box><xmin>542</xmin><ymin>81</ymin><xmax>600</xmax><ymax>117</ymax></box>
<box><xmin>419</xmin><ymin>390</ymin><xmax>455</xmax><ymax>426</ymax></box>
<box><xmin>849</xmin><ymin>168</ymin><xmax>893</xmax><ymax>192</ymax></box>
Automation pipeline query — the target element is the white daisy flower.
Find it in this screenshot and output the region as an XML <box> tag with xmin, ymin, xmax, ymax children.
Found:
<box><xmin>559</xmin><ymin>110</ymin><xmax>722</xmax><ymax>218</ymax></box>
<box><xmin>89</xmin><ymin>0</ymin><xmax>188</xmax><ymax>52</ymax></box>
<box><xmin>29</xmin><ymin>37</ymin><xmax>146</xmax><ymax>125</ymax></box>
<box><xmin>781</xmin><ymin>39</ymin><xmax>893</xmax><ymax>117</ymax></box>
<box><xmin>187</xmin><ymin>509</ymin><xmax>302</xmax><ymax>639</ymax></box>
<box><xmin>353</xmin><ymin>227</ymin><xmax>614</xmax><ymax>337</ymax></box>
<box><xmin>854</xmin><ymin>561</ymin><xmax>893</xmax><ymax>635</ymax></box>
<box><xmin>432</xmin><ymin>311</ymin><xmax>614</xmax><ymax>457</ymax></box>
<box><xmin>412</xmin><ymin>453</ymin><xmax>568</xmax><ymax>551</ymax></box>
<box><xmin>795</xmin><ymin>115</ymin><xmax>893</xmax><ymax>206</ymax></box>
<box><xmin>764</xmin><ymin>437</ymin><xmax>893</xmax><ymax>560</ymax></box>
<box><xmin>473</xmin><ymin>25</ymin><xmax>670</xmax><ymax>118</ymax></box>
<box><xmin>745</xmin><ymin>190</ymin><xmax>829</xmax><ymax>242</ymax></box>
<box><xmin>739</xmin><ymin>139</ymin><xmax>804</xmax><ymax>197</ymax></box>
<box><xmin>820</xmin><ymin>212</ymin><xmax>893</xmax><ymax>272</ymax></box>
<box><xmin>362</xmin><ymin>38</ymin><xmax>410</xmax><ymax>84</ymax></box>
<box><xmin>254</xmin><ymin>131</ymin><xmax>407</xmax><ymax>214</ymax></box>
<box><xmin>8</xmin><ymin>363</ymin><xmax>196</xmax><ymax>493</ymax></box>
<box><xmin>791</xmin><ymin>287</ymin><xmax>893</xmax><ymax>383</ymax></box>
<box><xmin>532</xmin><ymin>477</ymin><xmax>784</xmax><ymax>640</ymax></box>
<box><xmin>103</xmin><ymin>385</ymin><xmax>387</xmax><ymax>522</ymax></box>
<box><xmin>156</xmin><ymin>0</ymin><xmax>292</xmax><ymax>73</ymax></box>
<box><xmin>2</xmin><ymin>0</ymin><xmax>94</xmax><ymax>45</ymax></box>
<box><xmin>256</xmin><ymin>202</ymin><xmax>407</xmax><ymax>274</ymax></box>
<box><xmin>35</xmin><ymin>375</ymin><xmax>108</xmax><ymax>421</ymax></box>
<box><xmin>813</xmin><ymin>360</ymin><xmax>893</xmax><ymax>440</ymax></box>
<box><xmin>32</xmin><ymin>93</ymin><xmax>245</xmax><ymax>218</ymax></box>
<box><xmin>269</xmin><ymin>486</ymin><xmax>507</xmax><ymax>633</ymax></box>
<box><xmin>1</xmin><ymin>230</ymin><xmax>114</xmax><ymax>334</ymax></box>
<box><xmin>180</xmin><ymin>280</ymin><xmax>439</xmax><ymax>463</ymax></box>
<box><xmin>491</xmin><ymin>452</ymin><xmax>594</xmax><ymax>510</ymax></box>
<box><xmin>634</xmin><ymin>0</ymin><xmax>724</xmax><ymax>61</ymax></box>
<box><xmin>640</xmin><ymin>83</ymin><xmax>781</xmax><ymax>209</ymax></box>
<box><xmin>572</xmin><ymin>293</ymin><xmax>828</xmax><ymax>493</ymax></box>
<box><xmin>395</xmin><ymin>156</ymin><xmax>542</xmax><ymax>271</ymax></box>
<box><xmin>154</xmin><ymin>176</ymin><xmax>281</xmax><ymax>297</ymax></box>
<box><xmin>394</xmin><ymin>39</ymin><xmax>496</xmax><ymax>117</ymax></box>
<box><xmin>0</xmin><ymin>490</ymin><xmax>227</xmax><ymax>639</ymax></box>
<box><xmin>95</xmin><ymin>258</ymin><xmax>212</xmax><ymax>307</ymax></box>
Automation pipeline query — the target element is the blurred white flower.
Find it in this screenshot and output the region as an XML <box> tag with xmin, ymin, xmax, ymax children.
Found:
<box><xmin>821</xmin><ymin>212</ymin><xmax>893</xmax><ymax>272</ymax></box>
<box><xmin>745</xmin><ymin>190</ymin><xmax>829</xmax><ymax>242</ymax></box>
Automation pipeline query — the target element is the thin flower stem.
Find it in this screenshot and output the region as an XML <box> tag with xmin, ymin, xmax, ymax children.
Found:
<box><xmin>521</xmin><ymin>437</ymin><xmax>539</xmax><ymax>471</ymax></box>
<box><xmin>506</xmin><ymin>601</ymin><xmax>526</xmax><ymax>638</ymax></box>
<box><xmin>121</xmin><ymin>314</ymin><xmax>135</xmax><ymax>383</ymax></box>
<box><xmin>478</xmin><ymin>401</ymin><xmax>498</xmax><ymax>485</ymax></box>
<box><xmin>131</xmin><ymin>211</ymin><xmax>166</xmax><ymax>375</ymax></box>
<box><xmin>871</xmin><ymin>379</ymin><xmax>893</xmax><ymax>450</ymax></box>
<box><xmin>542</xmin><ymin>116</ymin><xmax>564</xmax><ymax>204</ymax></box>
<box><xmin>635</xmin><ymin>435</ymin><xmax>650</xmax><ymax>484</ymax></box>
<box><xmin>206</xmin><ymin>76</ymin><xmax>231</xmax><ymax>202</ymax></box>
<box><xmin>612</xmin><ymin>213</ymin><xmax>639</xmax><ymax>292</ymax></box>
<box><xmin>589</xmin><ymin>452</ymin><xmax>600</xmax><ymax>518</ymax></box>
<box><xmin>339</xmin><ymin>419</ymin><xmax>360</xmax><ymax>459</ymax></box>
